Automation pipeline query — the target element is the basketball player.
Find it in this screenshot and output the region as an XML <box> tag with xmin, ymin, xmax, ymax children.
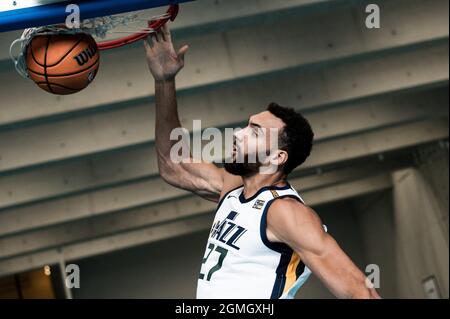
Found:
<box><xmin>144</xmin><ymin>25</ymin><xmax>381</xmax><ymax>299</ymax></box>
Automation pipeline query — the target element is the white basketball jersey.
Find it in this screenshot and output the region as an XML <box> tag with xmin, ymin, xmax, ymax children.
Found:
<box><xmin>196</xmin><ymin>182</ymin><xmax>312</xmax><ymax>299</ymax></box>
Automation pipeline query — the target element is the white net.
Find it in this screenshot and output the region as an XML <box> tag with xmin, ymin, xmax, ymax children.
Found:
<box><xmin>10</xmin><ymin>10</ymin><xmax>170</xmax><ymax>79</ymax></box>
<box><xmin>10</xmin><ymin>27</ymin><xmax>53</xmax><ymax>79</ymax></box>
<box><xmin>81</xmin><ymin>10</ymin><xmax>172</xmax><ymax>38</ymax></box>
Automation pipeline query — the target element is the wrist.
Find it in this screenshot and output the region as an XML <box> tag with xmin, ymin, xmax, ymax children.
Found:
<box><xmin>155</xmin><ymin>77</ymin><xmax>176</xmax><ymax>85</ymax></box>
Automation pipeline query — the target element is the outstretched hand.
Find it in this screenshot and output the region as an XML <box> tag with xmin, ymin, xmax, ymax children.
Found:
<box><xmin>144</xmin><ymin>24</ymin><xmax>189</xmax><ymax>82</ymax></box>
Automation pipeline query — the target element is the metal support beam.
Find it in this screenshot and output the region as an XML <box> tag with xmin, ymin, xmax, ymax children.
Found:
<box><xmin>303</xmin><ymin>174</ymin><xmax>392</xmax><ymax>206</ymax></box>
<box><xmin>308</xmin><ymin>119</ymin><xmax>448</xmax><ymax>168</ymax></box>
<box><xmin>58</xmin><ymin>256</ymin><xmax>73</xmax><ymax>299</ymax></box>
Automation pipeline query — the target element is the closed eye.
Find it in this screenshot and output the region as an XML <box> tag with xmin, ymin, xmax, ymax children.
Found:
<box><xmin>249</xmin><ymin>121</ymin><xmax>262</xmax><ymax>136</ymax></box>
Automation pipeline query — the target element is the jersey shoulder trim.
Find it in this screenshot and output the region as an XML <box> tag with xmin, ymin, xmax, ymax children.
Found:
<box><xmin>238</xmin><ymin>183</ymin><xmax>292</xmax><ymax>204</ymax></box>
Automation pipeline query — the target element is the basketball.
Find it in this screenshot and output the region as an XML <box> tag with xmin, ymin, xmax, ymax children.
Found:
<box><xmin>26</xmin><ymin>33</ymin><xmax>100</xmax><ymax>95</ymax></box>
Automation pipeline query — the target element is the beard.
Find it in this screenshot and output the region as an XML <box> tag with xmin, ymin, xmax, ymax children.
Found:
<box><xmin>224</xmin><ymin>154</ymin><xmax>262</xmax><ymax>176</ymax></box>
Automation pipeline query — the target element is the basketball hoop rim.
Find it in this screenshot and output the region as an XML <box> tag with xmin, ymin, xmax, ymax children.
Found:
<box><xmin>10</xmin><ymin>4</ymin><xmax>180</xmax><ymax>80</ymax></box>
<box><xmin>97</xmin><ymin>4</ymin><xmax>179</xmax><ymax>51</ymax></box>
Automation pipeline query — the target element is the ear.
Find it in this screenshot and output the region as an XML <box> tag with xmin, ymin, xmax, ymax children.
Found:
<box><xmin>269</xmin><ymin>150</ymin><xmax>288</xmax><ymax>167</ymax></box>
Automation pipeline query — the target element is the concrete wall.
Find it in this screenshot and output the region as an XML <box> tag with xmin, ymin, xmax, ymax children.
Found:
<box><xmin>391</xmin><ymin>163</ymin><xmax>449</xmax><ymax>298</ymax></box>
<box><xmin>300</xmin><ymin>201</ymin><xmax>367</xmax><ymax>299</ymax></box>
<box><xmin>417</xmin><ymin>148</ymin><xmax>449</xmax><ymax>238</ymax></box>
<box><xmin>72</xmin><ymin>230</ymin><xmax>208</xmax><ymax>299</ymax></box>
<box><xmin>354</xmin><ymin>148</ymin><xmax>449</xmax><ymax>299</ymax></box>
<box><xmin>354</xmin><ymin>191</ymin><xmax>398</xmax><ymax>298</ymax></box>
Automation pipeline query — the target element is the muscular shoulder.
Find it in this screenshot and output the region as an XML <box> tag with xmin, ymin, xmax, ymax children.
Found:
<box><xmin>267</xmin><ymin>197</ymin><xmax>324</xmax><ymax>244</ymax></box>
<box><xmin>268</xmin><ymin>197</ymin><xmax>320</xmax><ymax>225</ymax></box>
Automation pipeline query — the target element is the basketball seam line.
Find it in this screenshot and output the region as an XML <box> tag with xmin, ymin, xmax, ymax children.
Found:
<box><xmin>30</xmin><ymin>44</ymin><xmax>41</xmax><ymax>68</ymax></box>
<box><xmin>35</xmin><ymin>82</ymin><xmax>78</xmax><ymax>92</ymax></box>
<box><xmin>44</xmin><ymin>36</ymin><xmax>54</xmax><ymax>94</ymax></box>
<box><xmin>30</xmin><ymin>35</ymin><xmax>86</xmax><ymax>68</ymax></box>
<box><xmin>28</xmin><ymin>58</ymin><xmax>100</xmax><ymax>77</ymax></box>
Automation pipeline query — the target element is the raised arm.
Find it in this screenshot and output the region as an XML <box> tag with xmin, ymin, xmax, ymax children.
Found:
<box><xmin>267</xmin><ymin>198</ymin><xmax>381</xmax><ymax>299</ymax></box>
<box><xmin>144</xmin><ymin>25</ymin><xmax>241</xmax><ymax>202</ymax></box>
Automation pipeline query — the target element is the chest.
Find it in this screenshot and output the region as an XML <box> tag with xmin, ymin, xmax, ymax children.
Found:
<box><xmin>208</xmin><ymin>196</ymin><xmax>269</xmax><ymax>253</ymax></box>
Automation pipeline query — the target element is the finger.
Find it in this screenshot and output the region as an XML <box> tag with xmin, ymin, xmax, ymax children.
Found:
<box><xmin>153</xmin><ymin>30</ymin><xmax>161</xmax><ymax>43</ymax></box>
<box><xmin>157</xmin><ymin>28</ymin><xmax>166</xmax><ymax>42</ymax></box>
<box><xmin>177</xmin><ymin>45</ymin><xmax>189</xmax><ymax>62</ymax></box>
<box><xmin>161</xmin><ymin>24</ymin><xmax>172</xmax><ymax>42</ymax></box>
<box><xmin>148</xmin><ymin>33</ymin><xmax>158</xmax><ymax>49</ymax></box>
<box><xmin>143</xmin><ymin>37</ymin><xmax>153</xmax><ymax>52</ymax></box>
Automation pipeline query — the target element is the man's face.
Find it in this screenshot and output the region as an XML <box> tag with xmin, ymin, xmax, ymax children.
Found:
<box><xmin>225</xmin><ymin>111</ymin><xmax>286</xmax><ymax>176</ymax></box>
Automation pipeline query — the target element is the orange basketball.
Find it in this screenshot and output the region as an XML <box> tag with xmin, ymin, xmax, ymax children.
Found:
<box><xmin>26</xmin><ymin>33</ymin><xmax>100</xmax><ymax>95</ymax></box>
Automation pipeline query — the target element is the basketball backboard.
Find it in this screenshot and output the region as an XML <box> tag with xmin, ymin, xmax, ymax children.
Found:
<box><xmin>0</xmin><ymin>0</ymin><xmax>194</xmax><ymax>32</ymax></box>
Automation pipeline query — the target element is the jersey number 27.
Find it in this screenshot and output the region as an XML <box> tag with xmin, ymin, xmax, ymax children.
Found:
<box><xmin>199</xmin><ymin>243</ymin><xmax>228</xmax><ymax>281</ymax></box>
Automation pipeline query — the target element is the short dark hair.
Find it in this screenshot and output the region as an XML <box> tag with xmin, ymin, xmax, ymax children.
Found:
<box><xmin>267</xmin><ymin>103</ymin><xmax>314</xmax><ymax>175</ymax></box>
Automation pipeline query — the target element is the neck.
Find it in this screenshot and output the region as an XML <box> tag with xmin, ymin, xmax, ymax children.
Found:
<box><xmin>242</xmin><ymin>172</ymin><xmax>287</xmax><ymax>199</ymax></box>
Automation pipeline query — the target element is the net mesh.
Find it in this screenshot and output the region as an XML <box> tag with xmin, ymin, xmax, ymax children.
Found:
<box><xmin>10</xmin><ymin>11</ymin><xmax>170</xmax><ymax>79</ymax></box>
